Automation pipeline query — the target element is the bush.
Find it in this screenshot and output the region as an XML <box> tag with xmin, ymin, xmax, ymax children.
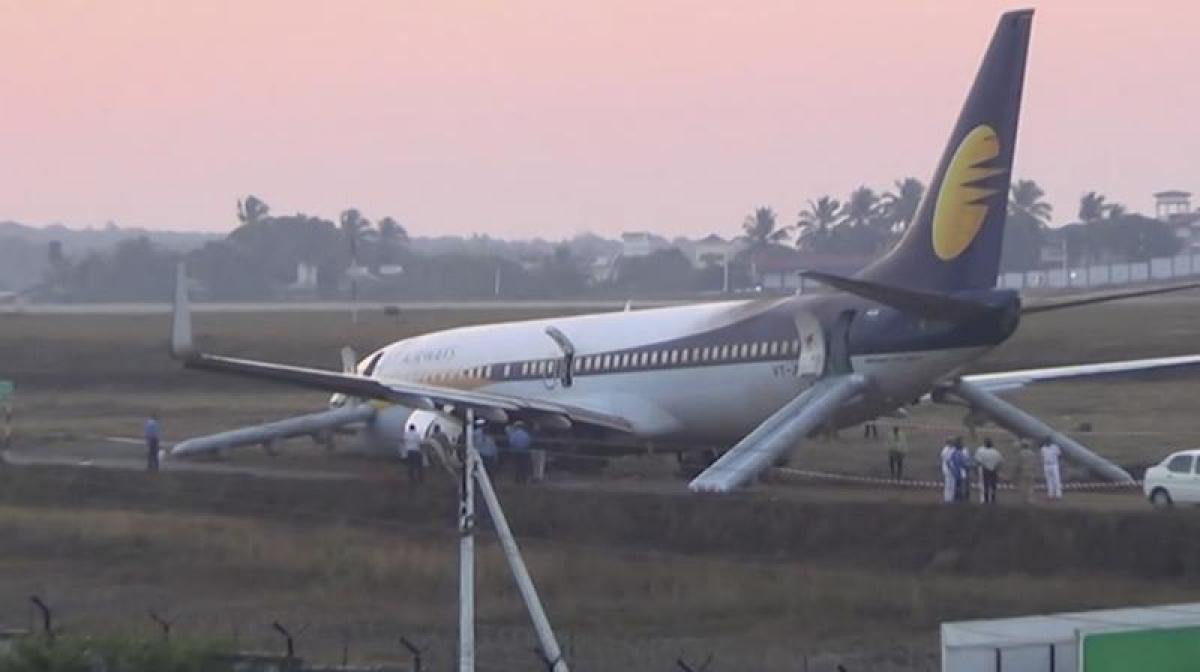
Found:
<box><xmin>0</xmin><ymin>636</ymin><xmax>223</xmax><ymax>672</ymax></box>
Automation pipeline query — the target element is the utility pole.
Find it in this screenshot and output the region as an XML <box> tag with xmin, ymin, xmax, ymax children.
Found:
<box><xmin>456</xmin><ymin>408</ymin><xmax>571</xmax><ymax>672</ymax></box>
<box><xmin>459</xmin><ymin>408</ymin><xmax>476</xmax><ymax>672</ymax></box>
<box><xmin>722</xmin><ymin>251</ymin><xmax>730</xmax><ymax>294</ymax></box>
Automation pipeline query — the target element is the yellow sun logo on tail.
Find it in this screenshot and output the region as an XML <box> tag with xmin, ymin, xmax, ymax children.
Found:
<box><xmin>931</xmin><ymin>124</ymin><xmax>1005</xmax><ymax>261</ymax></box>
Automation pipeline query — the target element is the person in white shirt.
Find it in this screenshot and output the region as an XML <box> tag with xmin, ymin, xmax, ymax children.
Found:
<box><xmin>940</xmin><ymin>438</ymin><xmax>957</xmax><ymax>503</ymax></box>
<box><xmin>402</xmin><ymin>423</ymin><xmax>424</xmax><ymax>484</ymax></box>
<box><xmin>1040</xmin><ymin>436</ymin><xmax>1063</xmax><ymax>500</ymax></box>
<box><xmin>974</xmin><ymin>438</ymin><xmax>1003</xmax><ymax>504</ymax></box>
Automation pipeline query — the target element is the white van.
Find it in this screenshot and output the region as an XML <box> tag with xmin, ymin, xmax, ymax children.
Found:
<box><xmin>1143</xmin><ymin>449</ymin><xmax>1200</xmax><ymax>508</ymax></box>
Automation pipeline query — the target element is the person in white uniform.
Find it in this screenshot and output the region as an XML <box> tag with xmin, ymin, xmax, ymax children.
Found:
<box><xmin>402</xmin><ymin>423</ymin><xmax>424</xmax><ymax>484</ymax></box>
<box><xmin>940</xmin><ymin>438</ymin><xmax>957</xmax><ymax>503</ymax></box>
<box><xmin>1040</xmin><ymin>436</ymin><xmax>1063</xmax><ymax>500</ymax></box>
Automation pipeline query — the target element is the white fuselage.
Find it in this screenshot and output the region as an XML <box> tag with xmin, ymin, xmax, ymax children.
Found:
<box><xmin>364</xmin><ymin>298</ymin><xmax>989</xmax><ymax>446</ymax></box>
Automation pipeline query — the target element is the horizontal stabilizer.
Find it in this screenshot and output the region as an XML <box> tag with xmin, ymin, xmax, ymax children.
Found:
<box><xmin>1022</xmin><ymin>281</ymin><xmax>1200</xmax><ymax>315</ymax></box>
<box><xmin>689</xmin><ymin>374</ymin><xmax>866</xmax><ymax>493</ymax></box>
<box><xmin>801</xmin><ymin>271</ymin><xmax>1000</xmax><ymax>322</ymax></box>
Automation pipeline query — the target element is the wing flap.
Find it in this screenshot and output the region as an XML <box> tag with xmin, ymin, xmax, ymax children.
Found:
<box><xmin>688</xmin><ymin>374</ymin><xmax>867</xmax><ymax>493</ymax></box>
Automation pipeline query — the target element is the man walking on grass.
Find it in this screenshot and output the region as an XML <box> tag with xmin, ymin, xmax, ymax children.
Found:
<box><xmin>144</xmin><ymin>414</ymin><xmax>161</xmax><ymax>472</ymax></box>
<box><xmin>887</xmin><ymin>425</ymin><xmax>909</xmax><ymax>480</ymax></box>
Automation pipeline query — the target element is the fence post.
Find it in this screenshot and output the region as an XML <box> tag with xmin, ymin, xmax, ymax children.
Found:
<box><xmin>272</xmin><ymin>621</ymin><xmax>295</xmax><ymax>669</ymax></box>
<box><xmin>29</xmin><ymin>596</ymin><xmax>52</xmax><ymax>642</ymax></box>
<box><xmin>400</xmin><ymin>636</ymin><xmax>423</xmax><ymax>672</ymax></box>
<box><xmin>148</xmin><ymin>610</ymin><xmax>172</xmax><ymax>641</ymax></box>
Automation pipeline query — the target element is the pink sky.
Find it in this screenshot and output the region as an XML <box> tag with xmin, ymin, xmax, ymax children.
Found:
<box><xmin>0</xmin><ymin>1</ymin><xmax>1196</xmax><ymax>238</ymax></box>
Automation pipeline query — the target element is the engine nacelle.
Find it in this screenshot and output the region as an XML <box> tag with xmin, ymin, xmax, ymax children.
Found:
<box><xmin>361</xmin><ymin>405</ymin><xmax>462</xmax><ymax>453</ymax></box>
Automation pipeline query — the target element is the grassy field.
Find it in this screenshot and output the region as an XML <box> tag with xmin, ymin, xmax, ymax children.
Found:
<box><xmin>4</xmin><ymin>298</ymin><xmax>1200</xmax><ymax>669</ymax></box>
<box><xmin>0</xmin><ymin>466</ymin><xmax>1197</xmax><ymax>671</ymax></box>
<box><xmin>5</xmin><ymin>298</ymin><xmax>1200</xmax><ymax>471</ymax></box>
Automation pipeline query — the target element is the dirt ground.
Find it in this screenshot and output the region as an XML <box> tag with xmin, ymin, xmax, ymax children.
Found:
<box><xmin>3</xmin><ymin>297</ymin><xmax>1200</xmax><ymax>670</ymax></box>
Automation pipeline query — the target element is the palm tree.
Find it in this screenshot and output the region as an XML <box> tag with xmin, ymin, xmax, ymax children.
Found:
<box><xmin>742</xmin><ymin>206</ymin><xmax>790</xmax><ymax>248</ymax></box>
<box><xmin>376</xmin><ymin>216</ymin><xmax>408</xmax><ymax>265</ymax></box>
<box><xmin>1008</xmin><ymin>179</ymin><xmax>1053</xmax><ymax>225</ymax></box>
<box><xmin>880</xmin><ymin>178</ymin><xmax>925</xmax><ymax>232</ymax></box>
<box><xmin>840</xmin><ymin>187</ymin><xmax>881</xmax><ymax>229</ymax></box>
<box><xmin>1079</xmin><ymin>192</ymin><xmax>1108</xmax><ymax>224</ymax></box>
<box><xmin>236</xmin><ymin>195</ymin><xmax>270</xmax><ymax>227</ymax></box>
<box><xmin>796</xmin><ymin>197</ymin><xmax>840</xmax><ymax>250</ymax></box>
<box><xmin>741</xmin><ymin>206</ymin><xmax>788</xmax><ymax>281</ymax></box>
<box><xmin>338</xmin><ymin>209</ymin><xmax>374</xmax><ymax>262</ymax></box>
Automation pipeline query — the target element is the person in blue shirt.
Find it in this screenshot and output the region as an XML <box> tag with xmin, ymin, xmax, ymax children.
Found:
<box><xmin>505</xmin><ymin>422</ymin><xmax>533</xmax><ymax>483</ymax></box>
<box><xmin>473</xmin><ymin>421</ymin><xmax>499</xmax><ymax>473</ymax></box>
<box><xmin>950</xmin><ymin>439</ymin><xmax>971</xmax><ymax>502</ymax></box>
<box><xmin>144</xmin><ymin>414</ymin><xmax>161</xmax><ymax>472</ymax></box>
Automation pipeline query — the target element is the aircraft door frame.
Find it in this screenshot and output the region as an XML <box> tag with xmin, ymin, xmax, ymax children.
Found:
<box><xmin>793</xmin><ymin>312</ymin><xmax>825</xmax><ymax>382</ymax></box>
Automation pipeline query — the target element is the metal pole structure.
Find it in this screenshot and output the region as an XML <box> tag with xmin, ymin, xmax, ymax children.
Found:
<box><xmin>473</xmin><ymin>448</ymin><xmax>570</xmax><ymax>672</ymax></box>
<box><xmin>458</xmin><ymin>408</ymin><xmax>476</xmax><ymax>672</ymax></box>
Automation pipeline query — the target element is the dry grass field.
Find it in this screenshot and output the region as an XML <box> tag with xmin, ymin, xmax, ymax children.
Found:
<box><xmin>3</xmin><ymin>297</ymin><xmax>1200</xmax><ymax>670</ymax></box>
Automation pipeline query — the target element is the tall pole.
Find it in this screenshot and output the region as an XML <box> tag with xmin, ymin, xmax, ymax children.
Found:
<box><xmin>459</xmin><ymin>409</ymin><xmax>476</xmax><ymax>672</ymax></box>
<box><xmin>722</xmin><ymin>251</ymin><xmax>730</xmax><ymax>294</ymax></box>
<box><xmin>474</xmin><ymin>455</ymin><xmax>570</xmax><ymax>671</ymax></box>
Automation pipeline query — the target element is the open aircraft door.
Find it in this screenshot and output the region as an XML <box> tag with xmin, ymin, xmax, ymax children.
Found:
<box><xmin>794</xmin><ymin>312</ymin><xmax>825</xmax><ymax>383</ymax></box>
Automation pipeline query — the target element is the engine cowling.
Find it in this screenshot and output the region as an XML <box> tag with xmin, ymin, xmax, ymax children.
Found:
<box><xmin>362</xmin><ymin>406</ymin><xmax>462</xmax><ymax>454</ymax></box>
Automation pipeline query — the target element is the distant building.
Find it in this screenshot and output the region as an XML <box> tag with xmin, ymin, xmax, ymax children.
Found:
<box><xmin>288</xmin><ymin>262</ymin><xmax>319</xmax><ymax>291</ymax></box>
<box><xmin>619</xmin><ymin>232</ymin><xmax>661</xmax><ymax>258</ymax></box>
<box><xmin>1154</xmin><ymin>190</ymin><xmax>1200</xmax><ymax>254</ymax></box>
<box><xmin>742</xmin><ymin>244</ymin><xmax>872</xmax><ymax>290</ymax></box>
<box><xmin>1155</xmin><ymin>190</ymin><xmax>1193</xmax><ymax>221</ymax></box>
<box><xmin>684</xmin><ymin>234</ymin><xmax>745</xmax><ymax>269</ymax></box>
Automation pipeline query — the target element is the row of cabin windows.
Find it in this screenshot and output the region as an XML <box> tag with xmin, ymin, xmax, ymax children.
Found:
<box><xmin>571</xmin><ymin>339</ymin><xmax>801</xmax><ymax>375</ymax></box>
<box><xmin>415</xmin><ymin>339</ymin><xmax>802</xmax><ymax>384</ymax></box>
<box><xmin>420</xmin><ymin>365</ymin><xmax>492</xmax><ymax>384</ymax></box>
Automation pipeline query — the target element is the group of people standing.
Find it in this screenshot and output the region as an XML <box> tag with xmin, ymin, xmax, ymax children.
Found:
<box><xmin>937</xmin><ymin>433</ymin><xmax>1063</xmax><ymax>504</ymax></box>
<box><xmin>401</xmin><ymin>419</ymin><xmax>540</xmax><ymax>485</ymax></box>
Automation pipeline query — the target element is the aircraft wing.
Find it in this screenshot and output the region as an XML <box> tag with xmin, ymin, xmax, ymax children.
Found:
<box><xmin>170</xmin><ymin>265</ymin><xmax>633</xmax><ymax>433</ymax></box>
<box><xmin>182</xmin><ymin>352</ymin><xmax>635</xmax><ymax>433</ymax></box>
<box><xmin>960</xmin><ymin>354</ymin><xmax>1200</xmax><ymax>393</ymax></box>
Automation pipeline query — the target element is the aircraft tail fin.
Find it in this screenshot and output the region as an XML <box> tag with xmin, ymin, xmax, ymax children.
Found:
<box><xmin>861</xmin><ymin>10</ymin><xmax>1033</xmax><ymax>292</ymax></box>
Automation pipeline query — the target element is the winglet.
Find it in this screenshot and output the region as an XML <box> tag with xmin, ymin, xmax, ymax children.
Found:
<box><xmin>171</xmin><ymin>262</ymin><xmax>194</xmax><ymax>358</ymax></box>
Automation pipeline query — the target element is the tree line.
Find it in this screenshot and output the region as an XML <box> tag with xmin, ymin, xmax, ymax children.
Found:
<box><xmin>738</xmin><ymin>178</ymin><xmax>1182</xmax><ymax>271</ymax></box>
<box><xmin>32</xmin><ymin>181</ymin><xmax>1185</xmax><ymax>302</ymax></box>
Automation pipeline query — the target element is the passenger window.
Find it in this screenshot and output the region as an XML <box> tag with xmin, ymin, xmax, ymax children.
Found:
<box><xmin>681</xmin><ymin>350</ymin><xmax>690</xmax><ymax>364</ymax></box>
<box><xmin>1167</xmin><ymin>455</ymin><xmax>1194</xmax><ymax>474</ymax></box>
<box><xmin>750</xmin><ymin>343</ymin><xmax>760</xmax><ymax>357</ymax></box>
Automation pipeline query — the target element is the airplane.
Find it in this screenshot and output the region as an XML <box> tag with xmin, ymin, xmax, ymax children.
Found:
<box><xmin>168</xmin><ymin>10</ymin><xmax>1200</xmax><ymax>492</ymax></box>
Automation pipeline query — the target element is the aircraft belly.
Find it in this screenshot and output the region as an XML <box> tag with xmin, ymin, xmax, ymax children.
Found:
<box><xmin>850</xmin><ymin>346</ymin><xmax>988</xmax><ymax>401</ymax></box>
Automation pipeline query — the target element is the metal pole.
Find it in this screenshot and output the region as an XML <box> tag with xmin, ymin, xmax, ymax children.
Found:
<box><xmin>722</xmin><ymin>252</ymin><xmax>730</xmax><ymax>294</ymax></box>
<box><xmin>459</xmin><ymin>408</ymin><xmax>476</xmax><ymax>672</ymax></box>
<box><xmin>473</xmin><ymin>447</ymin><xmax>570</xmax><ymax>672</ymax></box>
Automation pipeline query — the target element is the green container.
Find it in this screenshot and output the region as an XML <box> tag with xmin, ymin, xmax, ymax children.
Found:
<box><xmin>1081</xmin><ymin>625</ymin><xmax>1200</xmax><ymax>672</ymax></box>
